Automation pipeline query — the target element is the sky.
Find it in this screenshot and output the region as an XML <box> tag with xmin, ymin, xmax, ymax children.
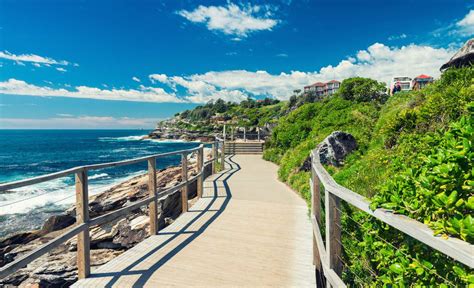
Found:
<box><xmin>0</xmin><ymin>0</ymin><xmax>473</xmax><ymax>129</ymax></box>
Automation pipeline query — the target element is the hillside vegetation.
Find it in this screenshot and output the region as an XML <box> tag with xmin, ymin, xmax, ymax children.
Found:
<box><xmin>263</xmin><ymin>68</ymin><xmax>474</xmax><ymax>286</ymax></box>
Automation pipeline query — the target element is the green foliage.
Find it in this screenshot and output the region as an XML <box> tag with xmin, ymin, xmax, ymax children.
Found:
<box><xmin>263</xmin><ymin>67</ymin><xmax>474</xmax><ymax>286</ymax></box>
<box><xmin>372</xmin><ymin>113</ymin><xmax>474</xmax><ymax>242</ymax></box>
<box><xmin>337</xmin><ymin>77</ymin><xmax>388</xmax><ymax>102</ymax></box>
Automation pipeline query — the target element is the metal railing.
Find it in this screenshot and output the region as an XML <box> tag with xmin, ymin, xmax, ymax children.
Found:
<box><xmin>0</xmin><ymin>140</ymin><xmax>225</xmax><ymax>280</ymax></box>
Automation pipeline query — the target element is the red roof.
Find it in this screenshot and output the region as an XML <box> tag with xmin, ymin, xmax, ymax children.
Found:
<box><xmin>414</xmin><ymin>74</ymin><xmax>432</xmax><ymax>79</ymax></box>
<box><xmin>309</xmin><ymin>82</ymin><xmax>326</xmax><ymax>87</ymax></box>
<box><xmin>327</xmin><ymin>80</ymin><xmax>340</xmax><ymax>83</ymax></box>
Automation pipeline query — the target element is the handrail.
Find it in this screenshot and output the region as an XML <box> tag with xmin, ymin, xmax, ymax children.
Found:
<box><xmin>0</xmin><ymin>140</ymin><xmax>226</xmax><ymax>280</ymax></box>
<box><xmin>0</xmin><ymin>146</ymin><xmax>201</xmax><ymax>192</ymax></box>
<box><xmin>309</xmin><ymin>146</ymin><xmax>474</xmax><ymax>286</ymax></box>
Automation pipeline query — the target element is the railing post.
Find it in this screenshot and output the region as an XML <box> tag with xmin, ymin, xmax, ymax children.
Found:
<box><xmin>181</xmin><ymin>153</ymin><xmax>188</xmax><ymax>213</ymax></box>
<box><xmin>326</xmin><ymin>186</ymin><xmax>342</xmax><ymax>287</ymax></box>
<box><xmin>75</xmin><ymin>169</ymin><xmax>90</xmax><ymax>279</ymax></box>
<box><xmin>221</xmin><ymin>140</ymin><xmax>225</xmax><ymax>171</ymax></box>
<box><xmin>311</xmin><ymin>152</ymin><xmax>324</xmax><ymax>287</ymax></box>
<box><xmin>244</xmin><ymin>127</ymin><xmax>246</xmax><ymax>142</ymax></box>
<box><xmin>213</xmin><ymin>140</ymin><xmax>218</xmax><ymax>173</ymax></box>
<box><xmin>148</xmin><ymin>157</ymin><xmax>158</xmax><ymax>235</ymax></box>
<box><xmin>257</xmin><ymin>128</ymin><xmax>260</xmax><ymax>142</ymax></box>
<box><xmin>197</xmin><ymin>146</ymin><xmax>204</xmax><ymax>198</ymax></box>
<box><xmin>210</xmin><ymin>142</ymin><xmax>215</xmax><ymax>174</ymax></box>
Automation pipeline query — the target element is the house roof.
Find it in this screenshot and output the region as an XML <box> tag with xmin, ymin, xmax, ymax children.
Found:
<box><xmin>327</xmin><ymin>80</ymin><xmax>340</xmax><ymax>83</ymax></box>
<box><xmin>307</xmin><ymin>82</ymin><xmax>327</xmax><ymax>87</ymax></box>
<box><xmin>414</xmin><ymin>74</ymin><xmax>432</xmax><ymax>79</ymax></box>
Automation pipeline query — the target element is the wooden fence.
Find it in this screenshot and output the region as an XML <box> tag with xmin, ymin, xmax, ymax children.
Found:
<box><xmin>0</xmin><ymin>140</ymin><xmax>224</xmax><ymax>280</ymax></box>
<box><xmin>310</xmin><ymin>146</ymin><xmax>474</xmax><ymax>287</ymax></box>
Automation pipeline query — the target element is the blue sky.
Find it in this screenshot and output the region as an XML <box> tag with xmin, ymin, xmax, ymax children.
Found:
<box><xmin>0</xmin><ymin>0</ymin><xmax>473</xmax><ymax>129</ymax></box>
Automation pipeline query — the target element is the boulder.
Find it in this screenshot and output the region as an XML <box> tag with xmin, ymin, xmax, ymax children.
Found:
<box><xmin>319</xmin><ymin>131</ymin><xmax>357</xmax><ymax>167</ymax></box>
<box><xmin>41</xmin><ymin>214</ymin><xmax>75</xmax><ymax>233</ymax></box>
<box><xmin>299</xmin><ymin>131</ymin><xmax>357</xmax><ymax>171</ymax></box>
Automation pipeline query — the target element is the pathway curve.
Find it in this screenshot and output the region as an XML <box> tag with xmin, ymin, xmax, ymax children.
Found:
<box><xmin>73</xmin><ymin>155</ymin><xmax>316</xmax><ymax>287</ymax></box>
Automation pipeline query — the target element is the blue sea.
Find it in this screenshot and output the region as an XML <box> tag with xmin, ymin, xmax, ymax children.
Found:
<box><xmin>0</xmin><ymin>130</ymin><xmax>199</xmax><ymax>238</ymax></box>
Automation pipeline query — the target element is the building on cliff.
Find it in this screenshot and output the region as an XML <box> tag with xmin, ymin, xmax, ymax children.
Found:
<box><xmin>303</xmin><ymin>80</ymin><xmax>341</xmax><ymax>97</ymax></box>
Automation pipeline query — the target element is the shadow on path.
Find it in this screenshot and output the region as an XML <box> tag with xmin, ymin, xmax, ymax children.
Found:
<box><xmin>88</xmin><ymin>155</ymin><xmax>241</xmax><ymax>287</ymax></box>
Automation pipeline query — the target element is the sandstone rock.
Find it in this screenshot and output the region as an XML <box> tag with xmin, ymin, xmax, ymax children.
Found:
<box><xmin>41</xmin><ymin>214</ymin><xmax>75</xmax><ymax>233</ymax></box>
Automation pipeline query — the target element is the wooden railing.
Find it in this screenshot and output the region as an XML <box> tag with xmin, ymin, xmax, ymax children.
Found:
<box><xmin>310</xmin><ymin>146</ymin><xmax>474</xmax><ymax>287</ymax></box>
<box><xmin>0</xmin><ymin>140</ymin><xmax>225</xmax><ymax>280</ymax></box>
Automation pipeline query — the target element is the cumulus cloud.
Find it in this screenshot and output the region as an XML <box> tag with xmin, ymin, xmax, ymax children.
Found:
<box><xmin>149</xmin><ymin>74</ymin><xmax>169</xmax><ymax>84</ymax></box>
<box><xmin>0</xmin><ymin>50</ymin><xmax>76</xmax><ymax>67</ymax></box>
<box><xmin>132</xmin><ymin>76</ymin><xmax>141</xmax><ymax>82</ymax></box>
<box><xmin>0</xmin><ymin>79</ymin><xmax>182</xmax><ymax>103</ymax></box>
<box><xmin>147</xmin><ymin>43</ymin><xmax>453</xmax><ymax>101</ymax></box>
<box><xmin>0</xmin><ymin>43</ymin><xmax>455</xmax><ymax>104</ymax></box>
<box><xmin>0</xmin><ymin>116</ymin><xmax>157</xmax><ymax>129</ymax></box>
<box><xmin>56</xmin><ymin>67</ymin><xmax>67</xmax><ymax>72</ymax></box>
<box><xmin>177</xmin><ymin>3</ymin><xmax>279</xmax><ymax>37</ymax></box>
<box><xmin>456</xmin><ymin>10</ymin><xmax>474</xmax><ymax>36</ymax></box>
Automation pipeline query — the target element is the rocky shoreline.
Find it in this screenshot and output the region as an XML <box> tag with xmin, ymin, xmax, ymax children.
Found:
<box><xmin>0</xmin><ymin>151</ymin><xmax>213</xmax><ymax>287</ymax></box>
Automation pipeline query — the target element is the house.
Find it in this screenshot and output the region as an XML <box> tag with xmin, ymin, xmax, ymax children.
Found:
<box><xmin>326</xmin><ymin>80</ymin><xmax>340</xmax><ymax>95</ymax></box>
<box><xmin>390</xmin><ymin>76</ymin><xmax>412</xmax><ymax>95</ymax></box>
<box><xmin>303</xmin><ymin>80</ymin><xmax>341</xmax><ymax>97</ymax></box>
<box><xmin>412</xmin><ymin>74</ymin><xmax>434</xmax><ymax>90</ymax></box>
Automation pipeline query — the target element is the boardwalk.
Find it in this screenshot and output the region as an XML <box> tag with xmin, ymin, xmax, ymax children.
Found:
<box><xmin>73</xmin><ymin>155</ymin><xmax>316</xmax><ymax>287</ymax></box>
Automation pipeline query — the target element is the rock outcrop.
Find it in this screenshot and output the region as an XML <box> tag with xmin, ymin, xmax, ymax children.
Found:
<box><xmin>300</xmin><ymin>131</ymin><xmax>357</xmax><ymax>171</ymax></box>
<box><xmin>318</xmin><ymin>131</ymin><xmax>357</xmax><ymax>166</ymax></box>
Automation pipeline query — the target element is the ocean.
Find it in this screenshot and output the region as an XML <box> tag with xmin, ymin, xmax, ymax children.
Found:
<box><xmin>0</xmin><ymin>130</ymin><xmax>200</xmax><ymax>238</ymax></box>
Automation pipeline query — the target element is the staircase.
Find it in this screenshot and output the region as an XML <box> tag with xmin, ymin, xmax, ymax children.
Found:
<box><xmin>225</xmin><ymin>142</ymin><xmax>263</xmax><ymax>155</ymax></box>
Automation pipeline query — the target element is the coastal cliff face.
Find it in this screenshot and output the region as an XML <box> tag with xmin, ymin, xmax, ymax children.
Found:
<box><xmin>0</xmin><ymin>152</ymin><xmax>213</xmax><ymax>287</ymax></box>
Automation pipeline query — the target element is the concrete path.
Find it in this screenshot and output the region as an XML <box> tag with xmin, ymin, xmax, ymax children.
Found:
<box><xmin>73</xmin><ymin>155</ymin><xmax>316</xmax><ymax>287</ymax></box>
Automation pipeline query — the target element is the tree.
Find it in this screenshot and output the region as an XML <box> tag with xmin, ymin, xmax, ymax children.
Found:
<box><xmin>337</xmin><ymin>77</ymin><xmax>387</xmax><ymax>102</ymax></box>
<box><xmin>214</xmin><ymin>99</ymin><xmax>227</xmax><ymax>113</ymax></box>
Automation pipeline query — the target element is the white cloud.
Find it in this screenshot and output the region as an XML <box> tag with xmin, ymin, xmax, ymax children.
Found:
<box><xmin>456</xmin><ymin>10</ymin><xmax>474</xmax><ymax>36</ymax></box>
<box><xmin>132</xmin><ymin>76</ymin><xmax>141</xmax><ymax>82</ymax></box>
<box><xmin>56</xmin><ymin>113</ymin><xmax>74</xmax><ymax>117</ymax></box>
<box><xmin>388</xmin><ymin>33</ymin><xmax>407</xmax><ymax>41</ymax></box>
<box><xmin>0</xmin><ymin>116</ymin><xmax>158</xmax><ymax>129</ymax></box>
<box><xmin>0</xmin><ymin>43</ymin><xmax>455</xmax><ymax>104</ymax></box>
<box><xmin>276</xmin><ymin>53</ymin><xmax>288</xmax><ymax>57</ymax></box>
<box><xmin>56</xmin><ymin>67</ymin><xmax>67</xmax><ymax>72</ymax></box>
<box><xmin>177</xmin><ymin>3</ymin><xmax>279</xmax><ymax>37</ymax></box>
<box><xmin>0</xmin><ymin>51</ymin><xmax>76</xmax><ymax>67</ymax></box>
<box><xmin>0</xmin><ymin>79</ymin><xmax>182</xmax><ymax>103</ymax></box>
<box><xmin>147</xmin><ymin>43</ymin><xmax>454</xmax><ymax>101</ymax></box>
<box><xmin>149</xmin><ymin>74</ymin><xmax>169</xmax><ymax>84</ymax></box>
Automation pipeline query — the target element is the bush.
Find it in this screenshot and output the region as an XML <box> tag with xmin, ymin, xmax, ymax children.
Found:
<box><xmin>337</xmin><ymin>77</ymin><xmax>387</xmax><ymax>102</ymax></box>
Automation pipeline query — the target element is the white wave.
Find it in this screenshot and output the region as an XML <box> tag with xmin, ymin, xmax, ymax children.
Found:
<box><xmin>98</xmin><ymin>135</ymin><xmax>147</xmax><ymax>142</ymax></box>
<box><xmin>145</xmin><ymin>138</ymin><xmax>201</xmax><ymax>143</ymax></box>
<box><xmin>88</xmin><ymin>173</ymin><xmax>109</xmax><ymax>180</ymax></box>
<box><xmin>0</xmin><ymin>170</ymin><xmax>146</xmax><ymax>215</ymax></box>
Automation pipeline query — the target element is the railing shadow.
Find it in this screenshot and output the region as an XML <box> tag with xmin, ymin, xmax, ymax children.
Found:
<box><xmin>88</xmin><ymin>155</ymin><xmax>241</xmax><ymax>287</ymax></box>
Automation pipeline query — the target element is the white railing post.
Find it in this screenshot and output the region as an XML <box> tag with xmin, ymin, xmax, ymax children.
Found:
<box><xmin>311</xmin><ymin>152</ymin><xmax>324</xmax><ymax>286</ymax></box>
<box><xmin>257</xmin><ymin>128</ymin><xmax>260</xmax><ymax>142</ymax></box>
<box><xmin>197</xmin><ymin>146</ymin><xmax>204</xmax><ymax>198</ymax></box>
<box><xmin>181</xmin><ymin>153</ymin><xmax>188</xmax><ymax>213</ymax></box>
<box><xmin>75</xmin><ymin>169</ymin><xmax>90</xmax><ymax>279</ymax></box>
<box><xmin>244</xmin><ymin>128</ymin><xmax>246</xmax><ymax>142</ymax></box>
<box><xmin>213</xmin><ymin>140</ymin><xmax>218</xmax><ymax>173</ymax></box>
<box><xmin>148</xmin><ymin>157</ymin><xmax>158</xmax><ymax>235</ymax></box>
<box><xmin>221</xmin><ymin>140</ymin><xmax>225</xmax><ymax>170</ymax></box>
<box><xmin>325</xmin><ymin>188</ymin><xmax>342</xmax><ymax>287</ymax></box>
